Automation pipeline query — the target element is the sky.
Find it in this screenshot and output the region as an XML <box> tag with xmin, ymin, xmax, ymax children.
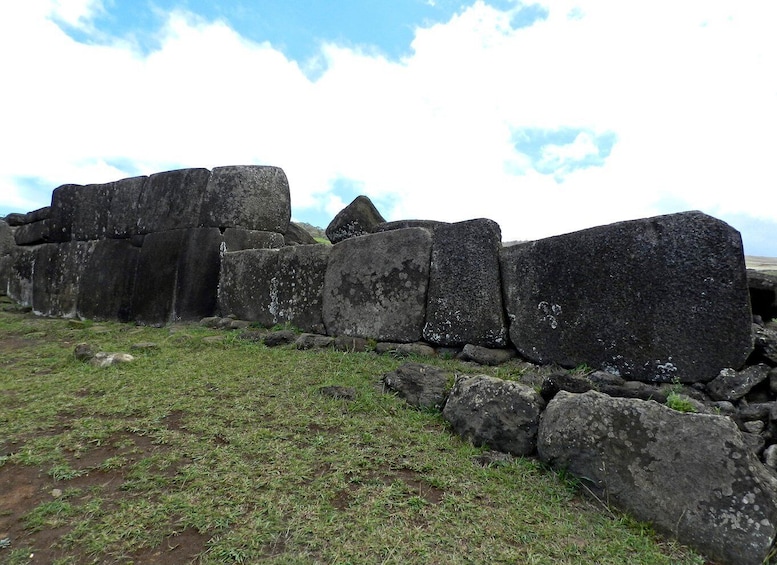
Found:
<box><xmin>1</xmin><ymin>1</ymin><xmax>776</xmax><ymax>256</ymax></box>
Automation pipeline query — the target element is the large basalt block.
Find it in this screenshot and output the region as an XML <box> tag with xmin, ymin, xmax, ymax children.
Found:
<box><xmin>500</xmin><ymin>211</ymin><xmax>753</xmax><ymax>383</ymax></box>
<box><xmin>322</xmin><ymin>228</ymin><xmax>432</xmax><ymax>342</ymax></box>
<box><xmin>0</xmin><ymin>220</ymin><xmax>15</xmax><ymax>255</ymax></box>
<box><xmin>222</xmin><ymin>228</ymin><xmax>284</xmax><ymax>251</ymax></box>
<box><xmin>77</xmin><ymin>239</ymin><xmax>140</xmax><ymax>321</ymax></box>
<box><xmin>219</xmin><ymin>245</ymin><xmax>330</xmax><ymax>332</ymax></box>
<box><xmin>131</xmin><ymin>228</ymin><xmax>222</xmax><ymax>324</ymax></box>
<box><xmin>72</xmin><ymin>183</ymin><xmax>114</xmax><ymax>241</ymax></box>
<box><xmin>32</xmin><ymin>241</ymin><xmax>95</xmax><ymax>317</ymax></box>
<box><xmin>6</xmin><ymin>247</ymin><xmax>36</xmax><ymax>305</ymax></box>
<box><xmin>136</xmin><ymin>168</ymin><xmax>211</xmax><ymax>234</ymax></box>
<box><xmin>106</xmin><ymin>176</ymin><xmax>148</xmax><ymax>238</ymax></box>
<box><xmin>48</xmin><ymin>183</ymin><xmax>82</xmax><ymax>242</ymax></box>
<box><xmin>423</xmin><ymin>218</ymin><xmax>507</xmax><ymax>347</ymax></box>
<box><xmin>13</xmin><ymin>220</ymin><xmax>50</xmax><ymax>245</ymax></box>
<box><xmin>200</xmin><ymin>165</ymin><xmax>291</xmax><ymax>233</ymax></box>
<box><xmin>538</xmin><ymin>390</ymin><xmax>777</xmax><ymax>565</ymax></box>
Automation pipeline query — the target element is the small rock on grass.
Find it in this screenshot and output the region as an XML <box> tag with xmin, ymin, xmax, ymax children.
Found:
<box><xmin>91</xmin><ymin>352</ymin><xmax>134</xmax><ymax>368</ymax></box>
<box><xmin>74</xmin><ymin>343</ymin><xmax>95</xmax><ymax>362</ymax></box>
<box><xmin>319</xmin><ymin>386</ymin><xmax>357</xmax><ymax>401</ymax></box>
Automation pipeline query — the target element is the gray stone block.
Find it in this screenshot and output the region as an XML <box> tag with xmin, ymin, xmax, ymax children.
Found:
<box><xmin>107</xmin><ymin>175</ymin><xmax>148</xmax><ymax>238</ymax></box>
<box><xmin>32</xmin><ymin>241</ymin><xmax>95</xmax><ymax>317</ymax></box>
<box><xmin>219</xmin><ymin>245</ymin><xmax>330</xmax><ymax>332</ymax></box>
<box><xmin>6</xmin><ymin>247</ymin><xmax>35</xmax><ymax>305</ymax></box>
<box><xmin>13</xmin><ymin>220</ymin><xmax>49</xmax><ymax>245</ymax></box>
<box><xmin>538</xmin><ymin>390</ymin><xmax>777</xmax><ymax>565</ymax></box>
<box><xmin>222</xmin><ymin>228</ymin><xmax>284</xmax><ymax>251</ymax></box>
<box><xmin>77</xmin><ymin>239</ymin><xmax>140</xmax><ymax>321</ymax></box>
<box><xmin>322</xmin><ymin>228</ymin><xmax>432</xmax><ymax>342</ymax></box>
<box><xmin>500</xmin><ymin>211</ymin><xmax>753</xmax><ymax>383</ymax></box>
<box><xmin>131</xmin><ymin>228</ymin><xmax>221</xmax><ymax>324</ymax></box>
<box><xmin>0</xmin><ymin>220</ymin><xmax>15</xmax><ymax>255</ymax></box>
<box><xmin>48</xmin><ymin>183</ymin><xmax>82</xmax><ymax>242</ymax></box>
<box><xmin>200</xmin><ymin>165</ymin><xmax>291</xmax><ymax>233</ymax></box>
<box><xmin>423</xmin><ymin>219</ymin><xmax>507</xmax><ymax>347</ymax></box>
<box><xmin>71</xmin><ymin>183</ymin><xmax>113</xmax><ymax>240</ymax></box>
<box><xmin>136</xmin><ymin>168</ymin><xmax>211</xmax><ymax>234</ymax></box>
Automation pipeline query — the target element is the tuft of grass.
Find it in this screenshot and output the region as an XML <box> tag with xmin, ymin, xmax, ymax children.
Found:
<box><xmin>0</xmin><ymin>309</ymin><xmax>705</xmax><ymax>564</ymax></box>
<box><xmin>665</xmin><ymin>392</ymin><xmax>697</xmax><ymax>413</ymax></box>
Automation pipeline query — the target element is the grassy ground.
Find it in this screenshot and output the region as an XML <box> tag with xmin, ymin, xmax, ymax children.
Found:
<box><xmin>0</xmin><ymin>302</ymin><xmax>705</xmax><ymax>564</ymax></box>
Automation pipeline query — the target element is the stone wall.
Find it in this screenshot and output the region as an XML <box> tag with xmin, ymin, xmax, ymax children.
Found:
<box><xmin>3</xmin><ymin>164</ymin><xmax>777</xmax><ymax>563</ymax></box>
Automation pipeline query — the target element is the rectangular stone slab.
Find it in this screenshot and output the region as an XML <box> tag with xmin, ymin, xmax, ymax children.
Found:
<box><xmin>500</xmin><ymin>211</ymin><xmax>753</xmax><ymax>383</ymax></box>
<box><xmin>323</xmin><ymin>227</ymin><xmax>432</xmax><ymax>342</ymax></box>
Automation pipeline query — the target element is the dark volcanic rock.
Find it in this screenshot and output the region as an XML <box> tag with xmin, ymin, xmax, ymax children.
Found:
<box><xmin>423</xmin><ymin>219</ymin><xmax>507</xmax><ymax>348</ymax></box>
<box><xmin>48</xmin><ymin>183</ymin><xmax>82</xmax><ymax>242</ymax></box>
<box><xmin>322</xmin><ymin>228</ymin><xmax>432</xmax><ymax>342</ymax></box>
<box><xmin>382</xmin><ymin>363</ymin><xmax>451</xmax><ymax>409</ymax></box>
<box><xmin>136</xmin><ymin>168</ymin><xmax>211</xmax><ymax>234</ymax></box>
<box><xmin>284</xmin><ymin>222</ymin><xmax>318</xmax><ymax>246</ymax></box>
<box><xmin>538</xmin><ymin>390</ymin><xmax>777</xmax><ymax>565</ymax></box>
<box><xmin>443</xmin><ymin>375</ymin><xmax>545</xmax><ymax>456</ymax></box>
<box><xmin>200</xmin><ymin>165</ymin><xmax>291</xmax><ymax>233</ymax></box>
<box><xmin>325</xmin><ymin>195</ymin><xmax>386</xmax><ymax>244</ymax></box>
<box><xmin>222</xmin><ymin>228</ymin><xmax>284</xmax><ymax>251</ymax></box>
<box><xmin>500</xmin><ymin>211</ymin><xmax>753</xmax><ymax>383</ymax></box>
<box><xmin>77</xmin><ymin>239</ymin><xmax>140</xmax><ymax>322</ymax></box>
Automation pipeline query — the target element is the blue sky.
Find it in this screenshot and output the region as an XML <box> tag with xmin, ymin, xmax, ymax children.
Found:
<box><xmin>1</xmin><ymin>0</ymin><xmax>776</xmax><ymax>256</ymax></box>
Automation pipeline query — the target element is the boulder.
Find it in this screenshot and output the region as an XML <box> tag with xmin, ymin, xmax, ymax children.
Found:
<box><xmin>325</xmin><ymin>195</ymin><xmax>385</xmax><ymax>244</ymax></box>
<box><xmin>77</xmin><ymin>239</ymin><xmax>140</xmax><ymax>322</ymax></box>
<box><xmin>540</xmin><ymin>371</ymin><xmax>671</xmax><ymax>404</ymax></box>
<box><xmin>442</xmin><ymin>375</ymin><xmax>545</xmax><ymax>456</ymax></box>
<box><xmin>382</xmin><ymin>363</ymin><xmax>451</xmax><ymax>409</ymax></box>
<box><xmin>375</xmin><ymin>342</ymin><xmax>437</xmax><ymax>358</ymax></box>
<box><xmin>222</xmin><ymin>228</ymin><xmax>284</xmax><ymax>251</ymax></box>
<box><xmin>537</xmin><ymin>390</ymin><xmax>777</xmax><ymax>565</ymax></box>
<box><xmin>752</xmin><ymin>324</ymin><xmax>777</xmax><ymax>365</ymax></box>
<box><xmin>131</xmin><ymin>228</ymin><xmax>222</xmax><ymax>324</ymax></box>
<box><xmin>136</xmin><ymin>168</ymin><xmax>211</xmax><ymax>234</ymax></box>
<box><xmin>4</xmin><ymin>212</ymin><xmax>28</xmax><ymax>226</ymax></box>
<box><xmin>48</xmin><ymin>183</ymin><xmax>82</xmax><ymax>242</ymax></box>
<box><xmin>199</xmin><ymin>165</ymin><xmax>291</xmax><ymax>233</ymax></box>
<box><xmin>295</xmin><ymin>334</ymin><xmax>335</xmax><ymax>350</ymax></box>
<box><xmin>284</xmin><ymin>222</ymin><xmax>318</xmax><ymax>246</ymax></box>
<box><xmin>219</xmin><ymin>245</ymin><xmax>330</xmax><ymax>333</ymax></box>
<box><xmin>500</xmin><ymin>211</ymin><xmax>753</xmax><ymax>383</ymax></box>
<box><xmin>706</xmin><ymin>364</ymin><xmax>771</xmax><ymax>402</ymax></box>
<box><xmin>458</xmin><ymin>344</ymin><xmax>515</xmax><ymax>366</ymax></box>
<box><xmin>322</xmin><ymin>228</ymin><xmax>432</xmax><ymax>342</ymax></box>
<box><xmin>12</xmin><ymin>220</ymin><xmax>49</xmax><ymax>245</ymax></box>
<box><xmin>423</xmin><ymin>219</ymin><xmax>507</xmax><ymax>347</ymax></box>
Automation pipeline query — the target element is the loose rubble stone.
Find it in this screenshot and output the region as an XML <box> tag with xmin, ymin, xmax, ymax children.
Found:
<box><xmin>382</xmin><ymin>363</ymin><xmax>451</xmax><ymax>409</ymax></box>
<box><xmin>706</xmin><ymin>365</ymin><xmax>771</xmax><ymax>401</ymax></box>
<box><xmin>459</xmin><ymin>344</ymin><xmax>515</xmax><ymax>366</ymax></box>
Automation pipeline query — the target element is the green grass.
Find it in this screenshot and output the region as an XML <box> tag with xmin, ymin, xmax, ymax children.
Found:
<box><xmin>0</xmin><ymin>307</ymin><xmax>704</xmax><ymax>564</ymax></box>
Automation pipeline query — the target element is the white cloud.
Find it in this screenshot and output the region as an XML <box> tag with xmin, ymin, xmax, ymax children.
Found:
<box><xmin>1</xmin><ymin>0</ymin><xmax>775</xmax><ymax>251</ymax></box>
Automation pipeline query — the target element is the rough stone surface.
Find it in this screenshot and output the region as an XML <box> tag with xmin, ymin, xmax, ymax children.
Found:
<box><xmin>295</xmin><ymin>333</ymin><xmax>335</xmax><ymax>350</ymax></box>
<box><xmin>752</xmin><ymin>324</ymin><xmax>777</xmax><ymax>365</ymax></box>
<box><xmin>284</xmin><ymin>222</ymin><xmax>318</xmax><ymax>245</ymax></box>
<box><xmin>48</xmin><ymin>183</ymin><xmax>82</xmax><ymax>242</ymax></box>
<box><xmin>500</xmin><ymin>211</ymin><xmax>753</xmax><ymax>383</ymax></box>
<box><xmin>374</xmin><ymin>220</ymin><xmax>447</xmax><ymax>233</ymax></box>
<box><xmin>200</xmin><ymin>165</ymin><xmax>291</xmax><ymax>233</ymax></box>
<box><xmin>382</xmin><ymin>363</ymin><xmax>451</xmax><ymax>409</ymax></box>
<box><xmin>71</xmin><ymin>183</ymin><xmax>114</xmax><ymax>240</ymax></box>
<box><xmin>32</xmin><ymin>241</ymin><xmax>94</xmax><ymax>318</ymax></box>
<box><xmin>77</xmin><ymin>239</ymin><xmax>140</xmax><ymax>322</ymax></box>
<box><xmin>106</xmin><ymin>176</ymin><xmax>148</xmax><ymax>238</ymax></box>
<box><xmin>322</xmin><ymin>228</ymin><xmax>432</xmax><ymax>342</ymax></box>
<box><xmin>423</xmin><ymin>219</ymin><xmax>507</xmax><ymax>347</ymax></box>
<box><xmin>443</xmin><ymin>375</ymin><xmax>545</xmax><ymax>456</ymax></box>
<box><xmin>707</xmin><ymin>365</ymin><xmax>771</xmax><ymax>401</ymax></box>
<box><xmin>131</xmin><ymin>228</ymin><xmax>221</xmax><ymax>324</ymax></box>
<box><xmin>748</xmin><ymin>270</ymin><xmax>777</xmax><ymax>322</ymax></box>
<box><xmin>219</xmin><ymin>245</ymin><xmax>330</xmax><ymax>333</ymax></box>
<box><xmin>325</xmin><ymin>195</ymin><xmax>385</xmax><ymax>244</ymax></box>
<box><xmin>459</xmin><ymin>344</ymin><xmax>515</xmax><ymax>366</ymax></box>
<box><xmin>537</xmin><ymin>390</ymin><xmax>777</xmax><ymax>565</ymax></box>
<box><xmin>263</xmin><ymin>330</ymin><xmax>298</xmax><ymax>347</ymax></box>
<box><xmin>6</xmin><ymin>247</ymin><xmax>36</xmax><ymax>305</ymax></box>
<box><xmin>222</xmin><ymin>228</ymin><xmax>284</xmax><ymax>251</ymax></box>
<box><xmin>13</xmin><ymin>220</ymin><xmax>49</xmax><ymax>245</ymax></box>
<box><xmin>0</xmin><ymin>220</ymin><xmax>14</xmax><ymax>255</ymax></box>
<box><xmin>375</xmin><ymin>342</ymin><xmax>437</xmax><ymax>358</ymax></box>
<box><xmin>136</xmin><ymin>168</ymin><xmax>211</xmax><ymax>234</ymax></box>
<box><xmin>333</xmin><ymin>336</ymin><xmax>370</xmax><ymax>352</ymax></box>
